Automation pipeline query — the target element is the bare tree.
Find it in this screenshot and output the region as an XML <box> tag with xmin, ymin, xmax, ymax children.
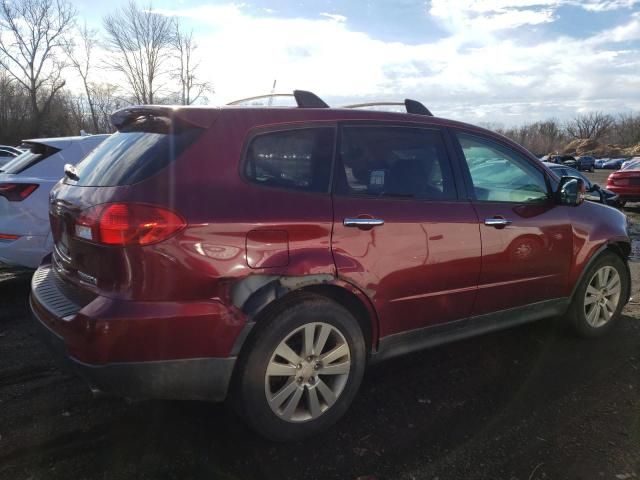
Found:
<box><xmin>611</xmin><ymin>113</ymin><xmax>640</xmax><ymax>146</ymax></box>
<box><xmin>171</xmin><ymin>19</ymin><xmax>212</xmax><ymax>105</ymax></box>
<box><xmin>0</xmin><ymin>0</ymin><xmax>76</xmax><ymax>135</ymax></box>
<box><xmin>565</xmin><ymin>112</ymin><xmax>614</xmax><ymax>140</ymax></box>
<box><xmin>63</xmin><ymin>22</ymin><xmax>99</xmax><ymax>131</ymax></box>
<box><xmin>0</xmin><ymin>70</ymin><xmax>31</xmax><ymax>143</ymax></box>
<box><xmin>103</xmin><ymin>1</ymin><xmax>173</xmax><ymax>104</ymax></box>
<box><xmin>91</xmin><ymin>83</ymin><xmax>129</xmax><ymax>132</ymax></box>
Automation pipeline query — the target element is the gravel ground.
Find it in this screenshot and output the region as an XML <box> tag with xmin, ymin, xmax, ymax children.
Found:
<box><xmin>1</xmin><ymin>169</ymin><xmax>639</xmax><ymax>480</ymax></box>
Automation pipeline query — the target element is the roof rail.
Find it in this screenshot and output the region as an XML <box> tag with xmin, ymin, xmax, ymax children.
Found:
<box><xmin>342</xmin><ymin>99</ymin><xmax>433</xmax><ymax>117</ymax></box>
<box><xmin>226</xmin><ymin>90</ymin><xmax>329</xmax><ymax>108</ymax></box>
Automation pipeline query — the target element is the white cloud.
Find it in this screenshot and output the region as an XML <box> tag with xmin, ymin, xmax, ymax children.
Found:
<box><xmin>579</xmin><ymin>0</ymin><xmax>640</xmax><ymax>11</ymax></box>
<box><xmin>319</xmin><ymin>13</ymin><xmax>347</xmax><ymax>23</ymax></box>
<box><xmin>114</xmin><ymin>2</ymin><xmax>640</xmax><ymax>124</ymax></box>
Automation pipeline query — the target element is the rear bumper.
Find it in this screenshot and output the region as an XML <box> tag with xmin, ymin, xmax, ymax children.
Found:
<box><xmin>29</xmin><ymin>263</ymin><xmax>244</xmax><ymax>402</ymax></box>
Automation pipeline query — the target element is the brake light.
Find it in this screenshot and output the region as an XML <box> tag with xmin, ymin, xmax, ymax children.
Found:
<box><xmin>0</xmin><ymin>233</ymin><xmax>20</xmax><ymax>240</ymax></box>
<box><xmin>75</xmin><ymin>203</ymin><xmax>186</xmax><ymax>246</ymax></box>
<box><xmin>0</xmin><ymin>183</ymin><xmax>38</xmax><ymax>201</ymax></box>
<box><xmin>608</xmin><ymin>175</ymin><xmax>629</xmax><ymax>186</ymax></box>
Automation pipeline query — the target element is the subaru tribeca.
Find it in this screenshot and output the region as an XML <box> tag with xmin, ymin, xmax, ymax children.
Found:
<box><xmin>30</xmin><ymin>91</ymin><xmax>631</xmax><ymax>441</ymax></box>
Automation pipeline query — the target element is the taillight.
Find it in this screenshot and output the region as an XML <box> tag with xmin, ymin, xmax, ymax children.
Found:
<box><xmin>75</xmin><ymin>203</ymin><xmax>186</xmax><ymax>246</ymax></box>
<box><xmin>608</xmin><ymin>175</ymin><xmax>629</xmax><ymax>186</ymax></box>
<box><xmin>0</xmin><ymin>183</ymin><xmax>38</xmax><ymax>201</ymax></box>
<box><xmin>0</xmin><ymin>233</ymin><xmax>20</xmax><ymax>241</ymax></box>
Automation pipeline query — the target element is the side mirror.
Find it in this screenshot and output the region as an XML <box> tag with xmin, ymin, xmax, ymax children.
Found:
<box><xmin>557</xmin><ymin>176</ymin><xmax>586</xmax><ymax>206</ymax></box>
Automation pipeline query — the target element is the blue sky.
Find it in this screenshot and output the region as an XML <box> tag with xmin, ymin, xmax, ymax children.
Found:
<box><xmin>71</xmin><ymin>0</ymin><xmax>640</xmax><ymax>124</ymax></box>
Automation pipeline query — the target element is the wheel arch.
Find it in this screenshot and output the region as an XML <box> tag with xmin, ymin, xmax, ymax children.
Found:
<box><xmin>229</xmin><ymin>275</ymin><xmax>379</xmax><ymax>359</ymax></box>
<box><xmin>569</xmin><ymin>241</ymin><xmax>631</xmax><ymax>303</ymax></box>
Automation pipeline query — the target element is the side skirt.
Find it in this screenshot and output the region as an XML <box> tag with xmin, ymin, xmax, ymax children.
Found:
<box><xmin>371</xmin><ymin>298</ymin><xmax>569</xmax><ymax>364</ymax></box>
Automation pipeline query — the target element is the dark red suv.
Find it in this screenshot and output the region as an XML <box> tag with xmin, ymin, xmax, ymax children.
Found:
<box><xmin>30</xmin><ymin>91</ymin><xmax>631</xmax><ymax>441</ymax></box>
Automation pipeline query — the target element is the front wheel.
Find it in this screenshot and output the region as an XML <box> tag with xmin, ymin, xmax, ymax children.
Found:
<box><xmin>567</xmin><ymin>252</ymin><xmax>629</xmax><ymax>337</ymax></box>
<box><xmin>234</xmin><ymin>294</ymin><xmax>366</xmax><ymax>441</ymax></box>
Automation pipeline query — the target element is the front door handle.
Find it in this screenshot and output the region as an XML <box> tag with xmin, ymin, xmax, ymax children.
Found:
<box><xmin>344</xmin><ymin>218</ymin><xmax>385</xmax><ymax>228</ymax></box>
<box><xmin>484</xmin><ymin>217</ymin><xmax>512</xmax><ymax>228</ymax></box>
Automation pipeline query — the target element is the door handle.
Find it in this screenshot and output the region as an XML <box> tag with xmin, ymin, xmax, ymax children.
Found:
<box><xmin>484</xmin><ymin>217</ymin><xmax>512</xmax><ymax>228</ymax></box>
<box><xmin>344</xmin><ymin>218</ymin><xmax>385</xmax><ymax>228</ymax></box>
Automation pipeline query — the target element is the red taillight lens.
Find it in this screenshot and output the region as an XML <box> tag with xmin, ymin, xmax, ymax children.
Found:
<box><xmin>0</xmin><ymin>183</ymin><xmax>38</xmax><ymax>201</ymax></box>
<box><xmin>0</xmin><ymin>233</ymin><xmax>20</xmax><ymax>240</ymax></box>
<box><xmin>608</xmin><ymin>175</ymin><xmax>629</xmax><ymax>186</ymax></box>
<box><xmin>75</xmin><ymin>203</ymin><xmax>186</xmax><ymax>246</ymax></box>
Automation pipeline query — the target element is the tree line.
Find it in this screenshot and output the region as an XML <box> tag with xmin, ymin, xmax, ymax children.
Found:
<box><xmin>484</xmin><ymin>112</ymin><xmax>640</xmax><ymax>156</ymax></box>
<box><xmin>0</xmin><ymin>0</ymin><xmax>211</xmax><ymax>144</ymax></box>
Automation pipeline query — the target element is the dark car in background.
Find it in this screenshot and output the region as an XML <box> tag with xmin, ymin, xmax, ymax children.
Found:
<box><xmin>548</xmin><ymin>154</ymin><xmax>578</xmax><ymax>169</ymax></box>
<box><xmin>576</xmin><ymin>156</ymin><xmax>596</xmax><ymax>172</ymax></box>
<box><xmin>29</xmin><ymin>91</ymin><xmax>632</xmax><ymax>441</ymax></box>
<box><xmin>543</xmin><ymin>162</ymin><xmax>621</xmax><ymax>208</ymax></box>
<box><xmin>603</xmin><ymin>158</ymin><xmax>626</xmax><ymax>169</ymax></box>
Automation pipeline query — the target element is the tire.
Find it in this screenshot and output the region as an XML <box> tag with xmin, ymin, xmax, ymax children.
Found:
<box><xmin>234</xmin><ymin>293</ymin><xmax>366</xmax><ymax>441</ymax></box>
<box><xmin>566</xmin><ymin>252</ymin><xmax>629</xmax><ymax>338</ymax></box>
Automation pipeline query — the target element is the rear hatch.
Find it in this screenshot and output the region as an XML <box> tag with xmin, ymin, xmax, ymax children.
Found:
<box><xmin>49</xmin><ymin>107</ymin><xmax>217</xmax><ymax>300</ymax></box>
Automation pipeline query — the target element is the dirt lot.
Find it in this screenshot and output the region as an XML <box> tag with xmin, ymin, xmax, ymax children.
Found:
<box><xmin>1</xmin><ymin>169</ymin><xmax>639</xmax><ymax>480</ymax></box>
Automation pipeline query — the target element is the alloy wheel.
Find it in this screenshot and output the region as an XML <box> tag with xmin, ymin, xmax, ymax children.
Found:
<box><xmin>264</xmin><ymin>322</ymin><xmax>351</xmax><ymax>423</ymax></box>
<box><xmin>584</xmin><ymin>265</ymin><xmax>622</xmax><ymax>328</ymax></box>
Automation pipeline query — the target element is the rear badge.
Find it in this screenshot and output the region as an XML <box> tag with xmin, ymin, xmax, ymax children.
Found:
<box><xmin>75</xmin><ymin>225</ymin><xmax>93</xmax><ymax>241</ymax></box>
<box><xmin>77</xmin><ymin>270</ymin><xmax>98</xmax><ymax>286</ymax></box>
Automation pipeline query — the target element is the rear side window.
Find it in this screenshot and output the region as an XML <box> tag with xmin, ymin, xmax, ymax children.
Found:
<box><xmin>1</xmin><ymin>144</ymin><xmax>60</xmax><ymax>174</ymax></box>
<box><xmin>338</xmin><ymin>126</ymin><xmax>456</xmax><ymax>200</ymax></box>
<box><xmin>244</xmin><ymin>127</ymin><xmax>335</xmax><ymax>193</ymax></box>
<box><xmin>70</xmin><ymin>118</ymin><xmax>203</xmax><ymax>187</ymax></box>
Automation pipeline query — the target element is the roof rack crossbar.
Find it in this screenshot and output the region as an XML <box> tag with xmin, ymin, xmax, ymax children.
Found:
<box><xmin>226</xmin><ymin>90</ymin><xmax>329</xmax><ymax>108</ymax></box>
<box><xmin>342</xmin><ymin>99</ymin><xmax>433</xmax><ymax>116</ymax></box>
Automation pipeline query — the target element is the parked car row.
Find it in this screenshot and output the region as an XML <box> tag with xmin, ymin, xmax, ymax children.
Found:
<box><xmin>544</xmin><ymin>155</ymin><xmax>595</xmax><ymax>172</ymax></box>
<box><xmin>20</xmin><ymin>91</ymin><xmax>632</xmax><ymax>441</ymax></box>
<box><xmin>542</xmin><ymin>155</ymin><xmax>635</xmax><ymax>171</ymax></box>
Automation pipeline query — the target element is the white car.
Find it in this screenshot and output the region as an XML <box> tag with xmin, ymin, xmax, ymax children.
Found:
<box><xmin>0</xmin><ymin>148</ymin><xmax>19</xmax><ymax>167</ymax></box>
<box><xmin>621</xmin><ymin>157</ymin><xmax>640</xmax><ymax>170</ymax></box>
<box><xmin>0</xmin><ymin>135</ymin><xmax>109</xmax><ymax>268</ymax></box>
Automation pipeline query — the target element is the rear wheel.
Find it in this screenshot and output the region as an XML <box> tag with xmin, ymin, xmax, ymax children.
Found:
<box><xmin>235</xmin><ymin>294</ymin><xmax>366</xmax><ymax>441</ymax></box>
<box><xmin>567</xmin><ymin>252</ymin><xmax>629</xmax><ymax>337</ymax></box>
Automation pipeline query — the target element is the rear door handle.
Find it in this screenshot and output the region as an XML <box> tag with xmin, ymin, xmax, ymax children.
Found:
<box><xmin>484</xmin><ymin>217</ymin><xmax>512</xmax><ymax>228</ymax></box>
<box><xmin>344</xmin><ymin>218</ymin><xmax>385</xmax><ymax>228</ymax></box>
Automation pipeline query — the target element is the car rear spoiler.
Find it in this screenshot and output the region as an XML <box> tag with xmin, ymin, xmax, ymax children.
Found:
<box><xmin>110</xmin><ymin>106</ymin><xmax>220</xmax><ymax>131</ymax></box>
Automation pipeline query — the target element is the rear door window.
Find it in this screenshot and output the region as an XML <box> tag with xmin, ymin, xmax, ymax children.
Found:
<box><xmin>337</xmin><ymin>125</ymin><xmax>457</xmax><ymax>200</ymax></box>
<box><xmin>244</xmin><ymin>127</ymin><xmax>335</xmax><ymax>193</ymax></box>
<box><xmin>70</xmin><ymin>118</ymin><xmax>203</xmax><ymax>187</ymax></box>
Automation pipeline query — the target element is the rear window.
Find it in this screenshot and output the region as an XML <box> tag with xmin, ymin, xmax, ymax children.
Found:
<box><xmin>69</xmin><ymin>118</ymin><xmax>203</xmax><ymax>187</ymax></box>
<box><xmin>244</xmin><ymin>127</ymin><xmax>335</xmax><ymax>193</ymax></box>
<box><xmin>1</xmin><ymin>143</ymin><xmax>60</xmax><ymax>174</ymax></box>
